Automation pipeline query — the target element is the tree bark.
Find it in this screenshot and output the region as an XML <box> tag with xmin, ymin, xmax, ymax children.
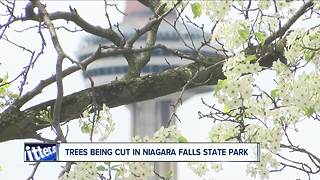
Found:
<box><xmin>0</xmin><ymin>61</ymin><xmax>224</xmax><ymax>142</ymax></box>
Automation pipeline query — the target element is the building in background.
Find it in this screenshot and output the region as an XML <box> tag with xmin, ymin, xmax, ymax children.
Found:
<box><xmin>77</xmin><ymin>1</ymin><xmax>214</xmax><ymax>178</ymax></box>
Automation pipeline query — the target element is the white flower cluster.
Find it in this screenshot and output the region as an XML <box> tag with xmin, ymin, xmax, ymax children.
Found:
<box><xmin>111</xmin><ymin>162</ymin><xmax>153</xmax><ymax>179</ymax></box>
<box><xmin>257</xmin><ymin>1</ymin><xmax>271</xmax><ymax>10</ymax></box>
<box><xmin>79</xmin><ymin>104</ymin><xmax>115</xmax><ymax>141</ymax></box>
<box><xmin>35</xmin><ymin>108</ymin><xmax>51</xmax><ymax>123</ymax></box>
<box><xmin>188</xmin><ymin>162</ymin><xmax>223</xmax><ymax>177</ymax></box>
<box><xmin>209</xmin><ymin>48</ymin><xmax>286</xmax><ymax>180</ymax></box>
<box><xmin>293</xmin><ymin>82</ymin><xmax>318</xmax><ymax>115</ymax></box>
<box><xmin>245</xmin><ymin>97</ymin><xmax>273</xmax><ymax>120</ymax></box>
<box><xmin>275</xmin><ymin>1</ymin><xmax>288</xmax><ymax>10</ymax></box>
<box><xmin>203</xmin><ymin>0</ymin><xmax>231</xmax><ymax>20</ymax></box>
<box><xmin>200</xmin><ymin>1</ymin><xmax>320</xmax><ymax>179</ymax></box>
<box><xmin>284</xmin><ymin>27</ymin><xmax>320</xmax><ymax>66</ymax></box>
<box><xmin>315</xmin><ymin>1</ymin><xmax>320</xmax><ymax>11</ymax></box>
<box><xmin>272</xmin><ymin>60</ymin><xmax>293</xmax><ymax>83</ymax></box>
<box><xmin>211</xmin><ymin>163</ymin><xmax>223</xmax><ymax>172</ymax></box>
<box><xmin>114</xmin><ymin>164</ymin><xmax>127</xmax><ymax>178</ymax></box>
<box><xmin>126</xmin><ymin>162</ymin><xmax>153</xmax><ymax>179</ymax></box>
<box><xmin>245</xmin><ymin>125</ymin><xmax>282</xmax><ymax>153</ymax></box>
<box><xmin>188</xmin><ymin>163</ymin><xmax>208</xmax><ymax>177</ymax></box>
<box><xmin>216</xmin><ymin>53</ymin><xmax>261</xmax><ymax>110</ymax></box>
<box><xmin>217</xmin><ymin>76</ymin><xmax>254</xmax><ymax>109</ymax></box>
<box><xmin>223</xmin><ymin>53</ymin><xmax>261</xmax><ymax>78</ymax></box>
<box><xmin>132</xmin><ymin>125</ymin><xmax>183</xmax><ymax>143</ymax></box>
<box><xmin>0</xmin><ymin>74</ymin><xmax>18</xmax><ymax>113</ymax></box>
<box><xmin>272</xmin><ymin>60</ymin><xmax>320</xmax><ymax>118</ymax></box>
<box><xmin>246</xmin><ymin>152</ymin><xmax>279</xmax><ymax>179</ymax></box>
<box><xmin>98</xmin><ymin>104</ymin><xmax>115</xmax><ymax>141</ymax></box>
<box><xmin>212</xmin><ymin>20</ymin><xmax>250</xmax><ymax>51</ymax></box>
<box><xmin>208</xmin><ymin>122</ymin><xmax>239</xmax><ymax>142</ymax></box>
<box><xmin>60</xmin><ymin>162</ymin><xmax>97</xmax><ymax>180</ymax></box>
<box><xmin>209</xmin><ymin>50</ymin><xmax>319</xmax><ymax>178</ymax></box>
<box><xmin>286</xmin><ymin>74</ymin><xmax>320</xmax><ymax>110</ymax></box>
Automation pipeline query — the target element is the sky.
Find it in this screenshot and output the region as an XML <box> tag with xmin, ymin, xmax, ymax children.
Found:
<box><xmin>0</xmin><ymin>1</ymin><xmax>319</xmax><ymax>180</ymax></box>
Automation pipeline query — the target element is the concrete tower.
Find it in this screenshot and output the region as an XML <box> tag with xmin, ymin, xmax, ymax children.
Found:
<box><xmin>77</xmin><ymin>1</ymin><xmax>214</xmax><ymax>178</ymax></box>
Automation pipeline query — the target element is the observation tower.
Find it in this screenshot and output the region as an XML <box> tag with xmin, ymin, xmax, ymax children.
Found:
<box><xmin>77</xmin><ymin>1</ymin><xmax>214</xmax><ymax>178</ymax></box>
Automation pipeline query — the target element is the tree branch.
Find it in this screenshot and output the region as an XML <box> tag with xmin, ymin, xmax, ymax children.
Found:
<box><xmin>264</xmin><ymin>1</ymin><xmax>314</xmax><ymax>45</ymax></box>
<box><xmin>0</xmin><ymin>61</ymin><xmax>224</xmax><ymax>142</ymax></box>
<box><xmin>33</xmin><ymin>0</ymin><xmax>66</xmax><ymax>141</ymax></box>
<box><xmin>0</xmin><ymin>38</ymin><xmax>286</xmax><ymax>143</ymax></box>
<box><xmin>2</xmin><ymin>6</ymin><xmax>124</xmax><ymax>47</ymax></box>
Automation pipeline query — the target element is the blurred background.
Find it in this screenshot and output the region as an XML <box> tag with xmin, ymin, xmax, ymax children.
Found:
<box><xmin>0</xmin><ymin>1</ymin><xmax>319</xmax><ymax>180</ymax></box>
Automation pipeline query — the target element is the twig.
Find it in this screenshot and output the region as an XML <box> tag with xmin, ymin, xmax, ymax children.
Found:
<box><xmin>26</xmin><ymin>162</ymin><xmax>40</xmax><ymax>180</ymax></box>
<box><xmin>264</xmin><ymin>1</ymin><xmax>314</xmax><ymax>45</ymax></box>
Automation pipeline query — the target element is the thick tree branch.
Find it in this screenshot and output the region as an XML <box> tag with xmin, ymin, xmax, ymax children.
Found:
<box><xmin>0</xmin><ymin>39</ymin><xmax>285</xmax><ymax>143</ymax></box>
<box><xmin>2</xmin><ymin>6</ymin><xmax>124</xmax><ymax>47</ymax></box>
<box><xmin>44</xmin><ymin>10</ymin><xmax>124</xmax><ymax>46</ymax></box>
<box><xmin>125</xmin><ymin>2</ymin><xmax>166</xmax><ymax>78</ymax></box>
<box><xmin>0</xmin><ymin>61</ymin><xmax>224</xmax><ymax>142</ymax></box>
<box><xmin>15</xmin><ymin>44</ymin><xmax>171</xmax><ymax>109</ymax></box>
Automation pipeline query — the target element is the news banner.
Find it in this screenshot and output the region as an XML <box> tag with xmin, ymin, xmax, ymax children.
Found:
<box><xmin>24</xmin><ymin>143</ymin><xmax>260</xmax><ymax>162</ymax></box>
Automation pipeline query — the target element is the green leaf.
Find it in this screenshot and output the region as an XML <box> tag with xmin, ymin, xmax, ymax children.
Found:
<box><xmin>191</xmin><ymin>2</ymin><xmax>202</xmax><ymax>18</ymax></box>
<box><xmin>111</xmin><ymin>165</ymin><xmax>120</xmax><ymax>170</ymax></box>
<box><xmin>0</xmin><ymin>73</ymin><xmax>10</xmax><ymax>95</ymax></box>
<box><xmin>214</xmin><ymin>79</ymin><xmax>228</xmax><ymax>95</ymax></box>
<box><xmin>304</xmin><ymin>107</ymin><xmax>315</xmax><ymax>118</ymax></box>
<box><xmin>270</xmin><ymin>89</ymin><xmax>280</xmax><ymax>99</ymax></box>
<box><xmin>0</xmin><ymin>165</ymin><xmax>3</xmax><ymax>171</ymax></box>
<box><xmin>223</xmin><ymin>105</ymin><xmax>230</xmax><ymax>113</ymax></box>
<box><xmin>255</xmin><ymin>31</ymin><xmax>267</xmax><ymax>44</ymax></box>
<box><xmin>166</xmin><ymin>169</ymin><xmax>174</xmax><ymax>179</ymax></box>
<box><xmin>2</xmin><ymin>73</ymin><xmax>8</xmax><ymax>82</ymax></box>
<box><xmin>303</xmin><ymin>50</ymin><xmax>315</xmax><ymax>62</ymax></box>
<box><xmin>81</xmin><ymin>123</ymin><xmax>90</xmax><ymax>134</ymax></box>
<box><xmin>245</xmin><ymin>55</ymin><xmax>257</xmax><ymax>62</ymax></box>
<box><xmin>178</xmin><ymin>136</ymin><xmax>188</xmax><ymax>143</ymax></box>
<box><xmin>238</xmin><ymin>25</ymin><xmax>250</xmax><ymax>40</ymax></box>
<box><xmin>0</xmin><ymin>87</ymin><xmax>6</xmax><ymax>95</ymax></box>
<box><xmin>10</xmin><ymin>93</ymin><xmax>19</xmax><ymax>99</ymax></box>
<box><xmin>96</xmin><ymin>165</ymin><xmax>106</xmax><ymax>171</ymax></box>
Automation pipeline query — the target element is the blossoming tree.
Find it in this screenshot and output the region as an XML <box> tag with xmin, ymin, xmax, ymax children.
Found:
<box><xmin>0</xmin><ymin>0</ymin><xmax>319</xmax><ymax>179</ymax></box>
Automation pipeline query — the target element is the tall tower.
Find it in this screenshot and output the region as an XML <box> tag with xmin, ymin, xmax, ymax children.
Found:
<box><xmin>77</xmin><ymin>1</ymin><xmax>214</xmax><ymax>179</ymax></box>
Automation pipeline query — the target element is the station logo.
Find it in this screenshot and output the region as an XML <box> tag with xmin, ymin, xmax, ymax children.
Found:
<box><xmin>24</xmin><ymin>143</ymin><xmax>57</xmax><ymax>162</ymax></box>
